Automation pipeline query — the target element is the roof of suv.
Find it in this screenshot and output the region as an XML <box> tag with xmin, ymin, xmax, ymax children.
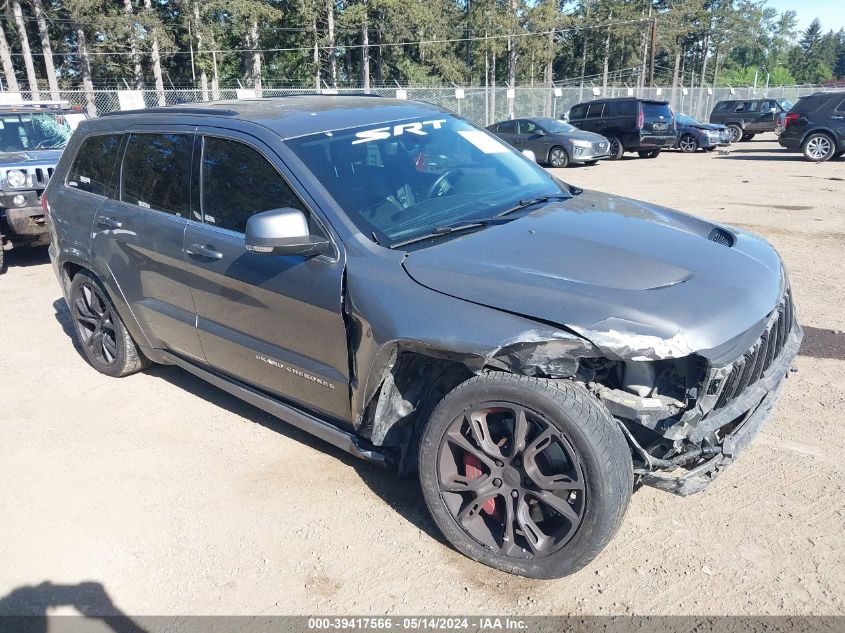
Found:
<box><xmin>95</xmin><ymin>95</ymin><xmax>448</xmax><ymax>139</ymax></box>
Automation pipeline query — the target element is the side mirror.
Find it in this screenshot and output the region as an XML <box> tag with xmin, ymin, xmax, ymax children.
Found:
<box><xmin>521</xmin><ymin>149</ymin><xmax>538</xmax><ymax>163</ymax></box>
<box><xmin>245</xmin><ymin>208</ymin><xmax>331</xmax><ymax>257</ymax></box>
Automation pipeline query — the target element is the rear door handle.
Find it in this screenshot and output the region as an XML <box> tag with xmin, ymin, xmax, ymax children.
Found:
<box><xmin>97</xmin><ymin>216</ymin><xmax>122</xmax><ymax>230</ymax></box>
<box><xmin>187</xmin><ymin>243</ymin><xmax>223</xmax><ymax>260</ymax></box>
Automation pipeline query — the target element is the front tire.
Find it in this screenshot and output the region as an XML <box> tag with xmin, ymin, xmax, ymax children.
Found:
<box><xmin>726</xmin><ymin>124</ymin><xmax>743</xmax><ymax>143</ymax></box>
<box><xmin>678</xmin><ymin>134</ymin><xmax>699</xmax><ymax>153</ymax></box>
<box><xmin>68</xmin><ymin>271</ymin><xmax>148</xmax><ymax>377</ymax></box>
<box><xmin>606</xmin><ymin>137</ymin><xmax>624</xmax><ymax>160</ymax></box>
<box><xmin>803</xmin><ymin>133</ymin><xmax>836</xmax><ymax>162</ymax></box>
<box><xmin>548</xmin><ymin>146</ymin><xmax>569</xmax><ymax>168</ymax></box>
<box><xmin>418</xmin><ymin>374</ymin><xmax>633</xmax><ymax>579</ymax></box>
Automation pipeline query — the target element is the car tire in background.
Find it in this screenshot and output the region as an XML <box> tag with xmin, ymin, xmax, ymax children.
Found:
<box><xmin>548</xmin><ymin>146</ymin><xmax>569</xmax><ymax>168</ymax></box>
<box><xmin>726</xmin><ymin>124</ymin><xmax>743</xmax><ymax>143</ymax></box>
<box><xmin>68</xmin><ymin>270</ymin><xmax>149</xmax><ymax>377</ymax></box>
<box><xmin>741</xmin><ymin>133</ymin><xmax>756</xmax><ymax>142</ymax></box>
<box><xmin>418</xmin><ymin>373</ymin><xmax>633</xmax><ymax>579</ymax></box>
<box><xmin>583</xmin><ymin>160</ymin><xmax>599</xmax><ymax>166</ymax></box>
<box><xmin>802</xmin><ymin>132</ymin><xmax>837</xmax><ymax>162</ymax></box>
<box><xmin>678</xmin><ymin>135</ymin><xmax>699</xmax><ymax>153</ymax></box>
<box><xmin>638</xmin><ymin>149</ymin><xmax>661</xmax><ymax>159</ymax></box>
<box><xmin>606</xmin><ymin>137</ymin><xmax>624</xmax><ymax>160</ymax></box>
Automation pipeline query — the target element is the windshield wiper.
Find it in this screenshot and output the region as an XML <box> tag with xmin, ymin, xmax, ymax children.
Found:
<box><xmin>390</xmin><ymin>217</ymin><xmax>513</xmax><ymax>249</ymax></box>
<box><xmin>495</xmin><ymin>194</ymin><xmax>572</xmax><ymax>217</ymax></box>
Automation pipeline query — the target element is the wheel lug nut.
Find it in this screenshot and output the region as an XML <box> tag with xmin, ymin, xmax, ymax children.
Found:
<box><xmin>492</xmin><ymin>478</ymin><xmax>502</xmax><ymax>487</ymax></box>
<box><xmin>495</xmin><ymin>460</ymin><xmax>503</xmax><ymax>467</ymax></box>
<box><xmin>511</xmin><ymin>490</ymin><xmax>519</xmax><ymax>498</ymax></box>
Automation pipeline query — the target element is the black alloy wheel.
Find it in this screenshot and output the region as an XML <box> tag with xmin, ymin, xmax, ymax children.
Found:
<box><xmin>68</xmin><ymin>271</ymin><xmax>148</xmax><ymax>377</ymax></box>
<box><xmin>72</xmin><ymin>280</ymin><xmax>120</xmax><ymax>367</ymax></box>
<box><xmin>436</xmin><ymin>402</ymin><xmax>586</xmax><ymax>559</ymax></box>
<box><xmin>606</xmin><ymin>137</ymin><xmax>624</xmax><ymax>160</ymax></box>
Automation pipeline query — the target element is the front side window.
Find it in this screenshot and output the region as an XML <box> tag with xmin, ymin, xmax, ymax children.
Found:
<box><xmin>569</xmin><ymin>104</ymin><xmax>587</xmax><ymax>120</ymax></box>
<box><xmin>285</xmin><ymin>115</ymin><xmax>569</xmax><ymax>247</ymax></box>
<box><xmin>517</xmin><ymin>120</ymin><xmax>538</xmax><ymax>135</ymax></box>
<box><xmin>201</xmin><ymin>136</ymin><xmax>305</xmax><ymax>233</ymax></box>
<box><xmin>0</xmin><ymin>112</ymin><xmax>72</xmax><ymax>152</ymax></box>
<box><xmin>121</xmin><ymin>133</ymin><xmax>194</xmax><ymax>217</ymax></box>
<box><xmin>67</xmin><ymin>134</ymin><xmax>123</xmax><ymax>197</ymax></box>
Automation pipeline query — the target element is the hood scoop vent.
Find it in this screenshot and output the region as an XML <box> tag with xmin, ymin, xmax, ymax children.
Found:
<box><xmin>708</xmin><ymin>227</ymin><xmax>735</xmax><ymax>247</ymax></box>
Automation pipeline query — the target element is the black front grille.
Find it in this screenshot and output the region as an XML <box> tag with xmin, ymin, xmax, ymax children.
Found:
<box><xmin>713</xmin><ymin>291</ymin><xmax>795</xmax><ymax>410</ymax></box>
<box><xmin>32</xmin><ymin>167</ymin><xmax>54</xmax><ymax>188</ymax></box>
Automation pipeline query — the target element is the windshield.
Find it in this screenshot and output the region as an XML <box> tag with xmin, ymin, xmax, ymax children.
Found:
<box><xmin>542</xmin><ymin>120</ymin><xmax>577</xmax><ymax>133</ymax></box>
<box><xmin>0</xmin><ymin>112</ymin><xmax>73</xmax><ymax>152</ymax></box>
<box><xmin>286</xmin><ymin>115</ymin><xmax>569</xmax><ymax>247</ymax></box>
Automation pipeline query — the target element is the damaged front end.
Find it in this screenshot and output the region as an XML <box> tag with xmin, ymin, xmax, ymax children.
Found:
<box><xmin>583</xmin><ymin>290</ymin><xmax>802</xmax><ymax>496</ymax></box>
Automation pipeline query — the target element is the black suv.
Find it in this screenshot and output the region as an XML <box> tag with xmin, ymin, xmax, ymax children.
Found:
<box><xmin>45</xmin><ymin>96</ymin><xmax>801</xmax><ymax>579</ymax></box>
<box><xmin>778</xmin><ymin>91</ymin><xmax>845</xmax><ymax>162</ymax></box>
<box><xmin>709</xmin><ymin>98</ymin><xmax>792</xmax><ymax>143</ymax></box>
<box><xmin>566</xmin><ymin>98</ymin><xmax>677</xmax><ymax>160</ymax></box>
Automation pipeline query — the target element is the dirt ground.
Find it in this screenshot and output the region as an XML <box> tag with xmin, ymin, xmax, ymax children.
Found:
<box><xmin>0</xmin><ymin>136</ymin><xmax>843</xmax><ymax>617</ymax></box>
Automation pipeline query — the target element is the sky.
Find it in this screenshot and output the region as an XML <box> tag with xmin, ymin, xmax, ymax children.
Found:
<box><xmin>765</xmin><ymin>0</ymin><xmax>845</xmax><ymax>33</ymax></box>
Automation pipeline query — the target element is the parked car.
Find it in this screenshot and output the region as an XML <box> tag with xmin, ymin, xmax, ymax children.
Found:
<box><xmin>778</xmin><ymin>91</ymin><xmax>845</xmax><ymax>162</ymax></box>
<box><xmin>486</xmin><ymin>117</ymin><xmax>610</xmax><ymax>167</ymax></box>
<box><xmin>0</xmin><ymin>102</ymin><xmax>75</xmax><ymax>271</ymax></box>
<box><xmin>566</xmin><ymin>98</ymin><xmax>677</xmax><ymax>160</ymax></box>
<box><xmin>673</xmin><ymin>113</ymin><xmax>731</xmax><ymax>152</ymax></box>
<box><xmin>709</xmin><ymin>98</ymin><xmax>793</xmax><ymax>143</ymax></box>
<box><xmin>45</xmin><ymin>96</ymin><xmax>801</xmax><ymax>579</ymax></box>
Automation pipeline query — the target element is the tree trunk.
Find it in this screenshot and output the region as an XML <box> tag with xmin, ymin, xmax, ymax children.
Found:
<box><xmin>142</xmin><ymin>0</ymin><xmax>165</xmax><ymax>105</ymax></box>
<box><xmin>490</xmin><ymin>49</ymin><xmax>496</xmax><ymax>121</ymax></box>
<box><xmin>602</xmin><ymin>11</ymin><xmax>612</xmax><ymax>93</ymax></box>
<box><xmin>0</xmin><ymin>14</ymin><xmax>19</xmax><ymax>92</ymax></box>
<box><xmin>243</xmin><ymin>19</ymin><xmax>261</xmax><ymax>93</ymax></box>
<box><xmin>313</xmin><ymin>17</ymin><xmax>320</xmax><ymax>90</ymax></box>
<box><xmin>361</xmin><ymin>0</ymin><xmax>370</xmax><ymax>92</ymax></box>
<box><xmin>373</xmin><ymin>29</ymin><xmax>382</xmax><ymax>84</ymax></box>
<box><xmin>639</xmin><ymin>4</ymin><xmax>652</xmax><ymax>93</ymax></box>
<box><xmin>12</xmin><ymin>0</ymin><xmax>39</xmax><ymax>98</ymax></box>
<box><xmin>326</xmin><ymin>0</ymin><xmax>336</xmax><ymax>87</ymax></box>
<box><xmin>544</xmin><ymin>28</ymin><xmax>554</xmax><ymax>116</ymax></box>
<box><xmin>696</xmin><ymin>30</ymin><xmax>711</xmax><ymax>119</ymax></box>
<box><xmin>31</xmin><ymin>0</ymin><xmax>59</xmax><ymax>99</ymax></box>
<box><xmin>670</xmin><ymin>45</ymin><xmax>681</xmax><ymax>111</ymax></box>
<box><xmin>193</xmin><ymin>3</ymin><xmax>208</xmax><ymax>100</ymax></box>
<box><xmin>211</xmin><ymin>49</ymin><xmax>220</xmax><ymax>100</ymax></box>
<box><xmin>122</xmin><ymin>0</ymin><xmax>144</xmax><ymax>89</ymax></box>
<box><xmin>77</xmin><ymin>25</ymin><xmax>96</xmax><ymax>116</ymax></box>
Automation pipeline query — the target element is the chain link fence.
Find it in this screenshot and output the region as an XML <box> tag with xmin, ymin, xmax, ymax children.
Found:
<box><xmin>2</xmin><ymin>83</ymin><xmax>839</xmax><ymax>127</ymax></box>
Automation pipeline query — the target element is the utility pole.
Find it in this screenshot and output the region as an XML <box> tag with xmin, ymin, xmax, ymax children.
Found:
<box><xmin>648</xmin><ymin>17</ymin><xmax>657</xmax><ymax>87</ymax></box>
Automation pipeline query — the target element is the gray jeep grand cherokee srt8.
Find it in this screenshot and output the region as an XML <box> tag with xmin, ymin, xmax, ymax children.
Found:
<box><xmin>44</xmin><ymin>96</ymin><xmax>802</xmax><ymax>579</ymax></box>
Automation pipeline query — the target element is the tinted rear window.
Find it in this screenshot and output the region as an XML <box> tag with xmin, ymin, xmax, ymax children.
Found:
<box><xmin>794</xmin><ymin>95</ymin><xmax>831</xmax><ymax>113</ymax></box>
<box><xmin>120</xmin><ymin>133</ymin><xmax>194</xmax><ymax>217</ymax></box>
<box><xmin>67</xmin><ymin>134</ymin><xmax>123</xmax><ymax>197</ymax></box>
<box><xmin>586</xmin><ymin>102</ymin><xmax>605</xmax><ymax>118</ymax></box>
<box><xmin>714</xmin><ymin>101</ymin><xmax>734</xmax><ymax>112</ymax></box>
<box><xmin>643</xmin><ymin>103</ymin><xmax>672</xmax><ymax>119</ymax></box>
<box><xmin>607</xmin><ymin>101</ymin><xmax>637</xmax><ymax>116</ymax></box>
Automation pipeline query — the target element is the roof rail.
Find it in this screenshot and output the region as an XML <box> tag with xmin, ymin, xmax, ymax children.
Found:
<box><xmin>102</xmin><ymin>107</ymin><xmax>239</xmax><ymax>117</ymax></box>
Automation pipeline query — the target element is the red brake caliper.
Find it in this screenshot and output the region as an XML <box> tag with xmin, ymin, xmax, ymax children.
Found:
<box><xmin>463</xmin><ymin>453</ymin><xmax>496</xmax><ymax>515</ymax></box>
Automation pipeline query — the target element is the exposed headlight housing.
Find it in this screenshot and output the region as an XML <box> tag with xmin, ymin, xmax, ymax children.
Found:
<box><xmin>6</xmin><ymin>169</ymin><xmax>27</xmax><ymax>188</ymax></box>
<box><xmin>571</xmin><ymin>139</ymin><xmax>593</xmax><ymax>148</ymax></box>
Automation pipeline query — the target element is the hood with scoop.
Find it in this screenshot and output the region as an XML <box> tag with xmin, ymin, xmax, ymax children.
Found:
<box><xmin>401</xmin><ymin>190</ymin><xmax>785</xmax><ymax>364</ymax></box>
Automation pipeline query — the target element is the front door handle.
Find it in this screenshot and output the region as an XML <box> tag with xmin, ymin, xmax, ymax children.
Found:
<box><xmin>187</xmin><ymin>243</ymin><xmax>223</xmax><ymax>260</ymax></box>
<box><xmin>97</xmin><ymin>216</ymin><xmax>122</xmax><ymax>230</ymax></box>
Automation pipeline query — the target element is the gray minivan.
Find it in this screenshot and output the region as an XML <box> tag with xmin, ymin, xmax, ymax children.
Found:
<box><xmin>44</xmin><ymin>96</ymin><xmax>801</xmax><ymax>579</ymax></box>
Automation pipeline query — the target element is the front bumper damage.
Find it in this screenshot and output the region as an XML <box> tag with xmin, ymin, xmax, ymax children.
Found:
<box><xmin>621</xmin><ymin>323</ymin><xmax>802</xmax><ymax>496</ymax></box>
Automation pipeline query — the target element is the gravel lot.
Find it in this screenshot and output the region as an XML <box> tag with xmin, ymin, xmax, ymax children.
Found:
<box><xmin>1</xmin><ymin>136</ymin><xmax>843</xmax><ymax>617</ymax></box>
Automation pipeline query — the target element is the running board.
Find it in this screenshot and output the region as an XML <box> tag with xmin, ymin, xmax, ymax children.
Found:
<box><xmin>159</xmin><ymin>351</ymin><xmax>386</xmax><ymax>467</ymax></box>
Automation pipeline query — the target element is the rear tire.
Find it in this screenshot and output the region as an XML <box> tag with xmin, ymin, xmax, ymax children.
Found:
<box><xmin>802</xmin><ymin>133</ymin><xmax>836</xmax><ymax>162</ymax></box>
<box><xmin>726</xmin><ymin>124</ymin><xmax>743</xmax><ymax>143</ymax></box>
<box><xmin>606</xmin><ymin>137</ymin><xmax>624</xmax><ymax>160</ymax></box>
<box><xmin>68</xmin><ymin>271</ymin><xmax>149</xmax><ymax>377</ymax></box>
<box><xmin>418</xmin><ymin>373</ymin><xmax>633</xmax><ymax>579</ymax></box>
